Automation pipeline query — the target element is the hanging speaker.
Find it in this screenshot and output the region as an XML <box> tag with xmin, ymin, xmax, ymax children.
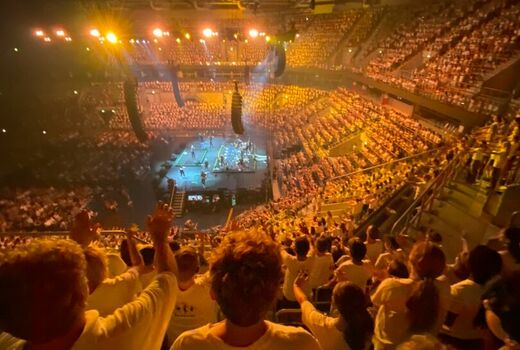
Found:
<box><xmin>274</xmin><ymin>44</ymin><xmax>286</xmax><ymax>77</ymax></box>
<box><xmin>123</xmin><ymin>79</ymin><xmax>147</xmax><ymax>142</ymax></box>
<box><xmin>231</xmin><ymin>81</ymin><xmax>244</xmax><ymax>135</ymax></box>
<box><xmin>169</xmin><ymin>63</ymin><xmax>184</xmax><ymax>107</ymax></box>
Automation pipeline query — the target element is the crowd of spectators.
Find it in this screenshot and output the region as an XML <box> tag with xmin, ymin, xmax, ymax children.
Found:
<box><xmin>1</xmin><ymin>198</ymin><xmax>519</xmax><ymax>350</ymax></box>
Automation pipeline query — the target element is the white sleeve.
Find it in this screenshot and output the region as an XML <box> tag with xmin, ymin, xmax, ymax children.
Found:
<box><xmin>103</xmin><ymin>272</ymin><xmax>177</xmax><ymax>333</ymax></box>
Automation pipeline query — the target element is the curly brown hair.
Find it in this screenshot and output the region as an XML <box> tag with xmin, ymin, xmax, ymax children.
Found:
<box><xmin>0</xmin><ymin>239</ymin><xmax>88</xmax><ymax>342</ymax></box>
<box><xmin>210</xmin><ymin>230</ymin><xmax>283</xmax><ymax>326</ymax></box>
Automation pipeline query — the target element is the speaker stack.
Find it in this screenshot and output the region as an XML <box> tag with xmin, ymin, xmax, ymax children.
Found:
<box><xmin>231</xmin><ymin>81</ymin><xmax>244</xmax><ymax>135</ymax></box>
<box><xmin>123</xmin><ymin>79</ymin><xmax>147</xmax><ymax>142</ymax></box>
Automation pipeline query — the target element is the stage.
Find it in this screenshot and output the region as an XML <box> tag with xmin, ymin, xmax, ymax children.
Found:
<box><xmin>155</xmin><ymin>135</ymin><xmax>268</xmax><ymax>192</ymax></box>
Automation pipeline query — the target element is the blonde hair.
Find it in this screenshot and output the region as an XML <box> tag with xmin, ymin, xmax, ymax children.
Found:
<box><xmin>397</xmin><ymin>334</ymin><xmax>447</xmax><ymax>350</ymax></box>
<box><xmin>84</xmin><ymin>244</ymin><xmax>108</xmax><ymax>293</ymax></box>
<box><xmin>210</xmin><ymin>229</ymin><xmax>282</xmax><ymax>326</ymax></box>
<box><xmin>0</xmin><ymin>239</ymin><xmax>88</xmax><ymax>342</ymax></box>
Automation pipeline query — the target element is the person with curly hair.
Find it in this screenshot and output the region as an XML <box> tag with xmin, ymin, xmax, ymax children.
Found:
<box><xmin>172</xmin><ymin>229</ymin><xmax>321</xmax><ymax>349</ymax></box>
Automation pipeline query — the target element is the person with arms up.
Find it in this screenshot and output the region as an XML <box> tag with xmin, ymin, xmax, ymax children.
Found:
<box><xmin>0</xmin><ymin>202</ymin><xmax>179</xmax><ymax>350</ymax></box>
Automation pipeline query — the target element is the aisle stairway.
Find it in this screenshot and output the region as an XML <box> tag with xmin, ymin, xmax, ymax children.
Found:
<box><xmin>417</xmin><ymin>180</ymin><xmax>501</xmax><ymax>262</ymax></box>
<box><xmin>172</xmin><ymin>190</ymin><xmax>186</xmax><ymax>217</ymax></box>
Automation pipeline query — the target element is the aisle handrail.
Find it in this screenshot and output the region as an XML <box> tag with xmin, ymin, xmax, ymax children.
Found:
<box><xmin>326</xmin><ymin>147</ymin><xmax>442</xmax><ymax>183</ymax></box>
<box><xmin>389</xmin><ymin>150</ymin><xmax>464</xmax><ymax>237</ymax></box>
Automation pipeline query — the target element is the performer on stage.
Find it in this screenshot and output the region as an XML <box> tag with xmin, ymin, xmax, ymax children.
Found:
<box><xmin>200</xmin><ymin>171</ymin><xmax>207</xmax><ymax>188</ymax></box>
<box><xmin>179</xmin><ymin>166</ymin><xmax>186</xmax><ymax>177</ymax></box>
<box><xmin>191</xmin><ymin>145</ymin><xmax>196</xmax><ymax>159</ymax></box>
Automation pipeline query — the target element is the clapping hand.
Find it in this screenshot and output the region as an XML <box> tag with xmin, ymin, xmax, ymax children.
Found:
<box><xmin>70</xmin><ymin>210</ymin><xmax>100</xmax><ymax>247</ymax></box>
<box><xmin>294</xmin><ymin>271</ymin><xmax>310</xmax><ymax>287</ymax></box>
<box><xmin>147</xmin><ymin>202</ymin><xmax>174</xmax><ymax>243</ymax></box>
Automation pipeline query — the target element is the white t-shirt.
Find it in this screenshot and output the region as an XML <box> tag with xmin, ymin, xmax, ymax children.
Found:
<box><xmin>2</xmin><ymin>272</ymin><xmax>177</xmax><ymax>350</ymax></box>
<box><xmin>371</xmin><ymin>277</ymin><xmax>450</xmax><ymax>347</ymax></box>
<box><xmin>441</xmin><ymin>279</ymin><xmax>485</xmax><ymax>340</ymax></box>
<box><xmin>335</xmin><ymin>260</ymin><xmax>372</xmax><ymax>290</ymax></box>
<box><xmin>365</xmin><ymin>240</ymin><xmax>383</xmax><ymax>264</ymax></box>
<box><xmin>171</xmin><ymin>320</ymin><xmax>322</xmax><ymax>350</ymax></box>
<box><xmin>106</xmin><ymin>253</ymin><xmax>128</xmax><ymax>278</ymax></box>
<box><xmin>301</xmin><ymin>301</ymin><xmax>350</xmax><ymax>350</ymax></box>
<box><xmin>167</xmin><ymin>275</ymin><xmax>218</xmax><ymax>344</ymax></box>
<box><xmin>309</xmin><ymin>254</ymin><xmax>334</xmax><ymax>289</ymax></box>
<box><xmin>282</xmin><ymin>251</ymin><xmax>315</xmax><ymax>301</ymax></box>
<box><xmin>87</xmin><ymin>268</ymin><xmax>142</xmax><ymax>317</ymax></box>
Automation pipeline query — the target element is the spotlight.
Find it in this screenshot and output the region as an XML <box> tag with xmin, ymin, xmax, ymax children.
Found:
<box><xmin>1</xmin><ymin>129</ymin><xmax>6</xmax><ymax>133</ymax></box>
<box><xmin>73</xmin><ymin>90</ymin><xmax>78</xmax><ymax>95</ymax></box>
<box><xmin>13</xmin><ymin>48</ymin><xmax>19</xmax><ymax>52</ymax></box>
<box><xmin>184</xmin><ymin>33</ymin><xmax>191</xmax><ymax>40</ymax></box>
<box><xmin>56</xmin><ymin>30</ymin><xmax>65</xmax><ymax>37</ymax></box>
<box><xmin>106</xmin><ymin>32</ymin><xmax>117</xmax><ymax>43</ymax></box>
<box><xmin>199</xmin><ymin>39</ymin><xmax>205</xmax><ymax>43</ymax></box>
<box><xmin>35</xmin><ymin>30</ymin><xmax>44</xmax><ymax>37</ymax></box>
<box><xmin>152</xmin><ymin>28</ymin><xmax>163</xmax><ymax>38</ymax></box>
<box><xmin>265</xmin><ymin>35</ymin><xmax>271</xmax><ymax>42</ymax></box>
<box><xmin>176</xmin><ymin>38</ymin><xmax>181</xmax><ymax>44</ymax></box>
<box><xmin>65</xmin><ymin>37</ymin><xmax>72</xmax><ymax>42</ymax></box>
<box><xmin>44</xmin><ymin>37</ymin><xmax>52</xmax><ymax>42</ymax></box>
<box><xmin>153</xmin><ymin>38</ymin><xmax>158</xmax><ymax>43</ymax></box>
<box><xmin>42</xmin><ymin>130</ymin><xmax>47</xmax><ymax>135</ymax></box>
<box><xmin>202</xmin><ymin>28</ymin><xmax>213</xmax><ymax>38</ymax></box>
<box><xmin>86</xmin><ymin>47</ymin><xmax>90</xmax><ymax>51</ymax></box>
<box><xmin>248</xmin><ymin>29</ymin><xmax>258</xmax><ymax>38</ymax></box>
<box><xmin>89</xmin><ymin>29</ymin><xmax>100</xmax><ymax>37</ymax></box>
<box><xmin>129</xmin><ymin>39</ymin><xmax>135</xmax><ymax>44</ymax></box>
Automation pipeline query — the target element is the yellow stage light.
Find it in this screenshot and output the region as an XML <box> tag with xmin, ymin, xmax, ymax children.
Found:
<box><xmin>106</xmin><ymin>32</ymin><xmax>117</xmax><ymax>43</ymax></box>
<box><xmin>202</xmin><ymin>28</ymin><xmax>213</xmax><ymax>38</ymax></box>
<box><xmin>90</xmin><ymin>29</ymin><xmax>100</xmax><ymax>37</ymax></box>
<box><xmin>56</xmin><ymin>30</ymin><xmax>65</xmax><ymax>37</ymax></box>
<box><xmin>152</xmin><ymin>28</ymin><xmax>163</xmax><ymax>37</ymax></box>
<box><xmin>35</xmin><ymin>30</ymin><xmax>44</xmax><ymax>37</ymax></box>
<box><xmin>249</xmin><ymin>29</ymin><xmax>258</xmax><ymax>38</ymax></box>
<box><xmin>176</xmin><ymin>38</ymin><xmax>181</xmax><ymax>44</ymax></box>
<box><xmin>185</xmin><ymin>33</ymin><xmax>191</xmax><ymax>40</ymax></box>
<box><xmin>265</xmin><ymin>35</ymin><xmax>271</xmax><ymax>42</ymax></box>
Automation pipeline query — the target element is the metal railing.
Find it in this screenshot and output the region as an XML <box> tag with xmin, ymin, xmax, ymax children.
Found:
<box><xmin>389</xmin><ymin>150</ymin><xmax>464</xmax><ymax>237</ymax></box>
<box><xmin>0</xmin><ymin>229</ymin><xmax>151</xmax><ymax>244</ymax></box>
<box><xmin>326</xmin><ymin>147</ymin><xmax>442</xmax><ymax>184</ymax></box>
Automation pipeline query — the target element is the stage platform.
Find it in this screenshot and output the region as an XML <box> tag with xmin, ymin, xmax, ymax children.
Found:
<box><xmin>156</xmin><ymin>135</ymin><xmax>268</xmax><ymax>192</ymax></box>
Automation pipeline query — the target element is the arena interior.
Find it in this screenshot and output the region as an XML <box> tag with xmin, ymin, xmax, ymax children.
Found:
<box><xmin>0</xmin><ymin>0</ymin><xmax>519</xmax><ymax>349</ymax></box>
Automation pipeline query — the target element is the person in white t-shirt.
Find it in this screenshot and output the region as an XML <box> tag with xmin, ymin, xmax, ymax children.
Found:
<box><xmin>294</xmin><ymin>274</ymin><xmax>373</xmax><ymax>350</ymax></box>
<box><xmin>280</xmin><ymin>236</ymin><xmax>315</xmax><ymax>306</ymax></box>
<box><xmin>335</xmin><ymin>238</ymin><xmax>373</xmax><ymax>290</ymax></box>
<box><xmin>84</xmin><ymin>244</ymin><xmax>143</xmax><ymax>317</ymax></box>
<box><xmin>166</xmin><ymin>246</ymin><xmax>217</xmax><ymax>345</ymax></box>
<box><xmin>172</xmin><ymin>230</ymin><xmax>321</xmax><ymax>350</ymax></box>
<box><xmin>365</xmin><ymin>226</ymin><xmax>383</xmax><ymax>264</ymax></box>
<box><xmin>0</xmin><ymin>203</ymin><xmax>179</xmax><ymax>350</ymax></box>
<box><xmin>371</xmin><ymin>241</ymin><xmax>450</xmax><ymax>350</ymax></box>
<box><xmin>440</xmin><ymin>245</ymin><xmax>502</xmax><ymax>350</ymax></box>
<box><xmin>309</xmin><ymin>236</ymin><xmax>335</xmax><ymax>289</ymax></box>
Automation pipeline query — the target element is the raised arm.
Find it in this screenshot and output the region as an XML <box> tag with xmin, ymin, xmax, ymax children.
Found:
<box><xmin>70</xmin><ymin>210</ymin><xmax>100</xmax><ymax>247</ymax></box>
<box><xmin>125</xmin><ymin>225</ymin><xmax>145</xmax><ymax>272</ymax></box>
<box><xmin>293</xmin><ymin>272</ymin><xmax>310</xmax><ymax>305</ymax></box>
<box><xmin>147</xmin><ymin>202</ymin><xmax>178</xmax><ymax>277</ymax></box>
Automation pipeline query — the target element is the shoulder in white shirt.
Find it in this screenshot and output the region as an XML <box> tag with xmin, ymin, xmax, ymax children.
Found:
<box><xmin>86</xmin><ymin>267</ymin><xmax>142</xmax><ymax>317</ymax></box>
<box><xmin>171</xmin><ymin>320</ymin><xmax>322</xmax><ymax>350</ymax></box>
<box><xmin>301</xmin><ymin>301</ymin><xmax>349</xmax><ymax>350</ymax></box>
<box><xmin>74</xmin><ymin>272</ymin><xmax>177</xmax><ymax>350</ymax></box>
